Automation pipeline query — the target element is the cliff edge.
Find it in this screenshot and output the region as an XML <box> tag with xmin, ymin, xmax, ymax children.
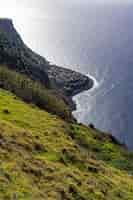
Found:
<box><xmin>0</xmin><ymin>18</ymin><xmax>93</xmax><ymax>98</ymax></box>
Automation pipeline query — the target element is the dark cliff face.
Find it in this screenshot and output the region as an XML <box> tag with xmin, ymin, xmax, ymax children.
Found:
<box><xmin>0</xmin><ymin>18</ymin><xmax>93</xmax><ymax>96</ymax></box>
<box><xmin>0</xmin><ymin>19</ymin><xmax>50</xmax><ymax>87</ymax></box>
<box><xmin>46</xmin><ymin>64</ymin><xmax>93</xmax><ymax>96</ymax></box>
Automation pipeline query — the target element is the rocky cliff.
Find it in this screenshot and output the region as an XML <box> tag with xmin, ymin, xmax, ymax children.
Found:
<box><xmin>0</xmin><ymin>18</ymin><xmax>93</xmax><ymax>97</ymax></box>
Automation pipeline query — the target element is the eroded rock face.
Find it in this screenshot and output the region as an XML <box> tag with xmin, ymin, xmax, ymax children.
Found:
<box><xmin>0</xmin><ymin>18</ymin><xmax>93</xmax><ymax>96</ymax></box>
<box><xmin>0</xmin><ymin>19</ymin><xmax>50</xmax><ymax>87</ymax></box>
<box><xmin>46</xmin><ymin>64</ymin><xmax>93</xmax><ymax>96</ymax></box>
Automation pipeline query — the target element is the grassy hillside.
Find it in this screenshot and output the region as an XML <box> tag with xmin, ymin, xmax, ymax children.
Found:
<box><xmin>0</xmin><ymin>65</ymin><xmax>72</xmax><ymax>121</ymax></box>
<box><xmin>0</xmin><ymin>89</ymin><xmax>133</xmax><ymax>199</ymax></box>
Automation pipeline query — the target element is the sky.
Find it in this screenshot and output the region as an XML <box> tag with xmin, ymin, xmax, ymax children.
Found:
<box><xmin>0</xmin><ymin>0</ymin><xmax>133</xmax><ymax>58</ymax></box>
<box><xmin>0</xmin><ymin>0</ymin><xmax>133</xmax><ymax>21</ymax></box>
<box><xmin>0</xmin><ymin>0</ymin><xmax>133</xmax><ymax>19</ymax></box>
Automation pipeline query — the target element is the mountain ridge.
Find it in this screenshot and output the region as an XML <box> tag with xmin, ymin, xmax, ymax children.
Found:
<box><xmin>0</xmin><ymin>18</ymin><xmax>93</xmax><ymax>99</ymax></box>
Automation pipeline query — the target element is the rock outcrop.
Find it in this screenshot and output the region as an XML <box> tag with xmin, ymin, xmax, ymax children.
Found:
<box><xmin>0</xmin><ymin>18</ymin><xmax>93</xmax><ymax>97</ymax></box>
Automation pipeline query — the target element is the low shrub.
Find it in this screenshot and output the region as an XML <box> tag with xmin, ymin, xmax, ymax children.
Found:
<box><xmin>0</xmin><ymin>65</ymin><xmax>73</xmax><ymax>120</ymax></box>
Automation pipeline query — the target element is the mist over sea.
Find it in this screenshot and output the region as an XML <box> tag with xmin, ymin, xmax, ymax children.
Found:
<box><xmin>14</xmin><ymin>3</ymin><xmax>133</xmax><ymax>149</ymax></box>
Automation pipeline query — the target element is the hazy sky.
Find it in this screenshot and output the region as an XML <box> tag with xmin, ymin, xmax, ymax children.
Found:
<box><xmin>0</xmin><ymin>0</ymin><xmax>133</xmax><ymax>58</ymax></box>
<box><xmin>0</xmin><ymin>0</ymin><xmax>133</xmax><ymax>18</ymax></box>
<box><xmin>0</xmin><ymin>0</ymin><xmax>133</xmax><ymax>20</ymax></box>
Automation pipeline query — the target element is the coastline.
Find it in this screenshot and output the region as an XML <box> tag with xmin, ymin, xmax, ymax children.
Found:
<box><xmin>69</xmin><ymin>75</ymin><xmax>94</xmax><ymax>112</ymax></box>
<box><xmin>72</xmin><ymin>73</ymin><xmax>98</xmax><ymax>120</ymax></box>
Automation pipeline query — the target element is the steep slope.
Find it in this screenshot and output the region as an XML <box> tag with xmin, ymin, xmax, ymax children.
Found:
<box><xmin>0</xmin><ymin>18</ymin><xmax>93</xmax><ymax>96</ymax></box>
<box><xmin>0</xmin><ymin>89</ymin><xmax>133</xmax><ymax>199</ymax></box>
<box><xmin>0</xmin><ymin>64</ymin><xmax>73</xmax><ymax>120</ymax></box>
<box><xmin>0</xmin><ymin>19</ymin><xmax>49</xmax><ymax>87</ymax></box>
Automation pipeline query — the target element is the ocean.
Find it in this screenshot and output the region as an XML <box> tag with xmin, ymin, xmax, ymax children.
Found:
<box><xmin>14</xmin><ymin>3</ymin><xmax>133</xmax><ymax>149</ymax></box>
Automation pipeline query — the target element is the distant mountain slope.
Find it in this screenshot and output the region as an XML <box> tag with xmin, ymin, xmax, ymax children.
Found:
<box><xmin>0</xmin><ymin>18</ymin><xmax>93</xmax><ymax>96</ymax></box>
<box><xmin>0</xmin><ymin>19</ymin><xmax>50</xmax><ymax>87</ymax></box>
<box><xmin>0</xmin><ymin>89</ymin><xmax>132</xmax><ymax>199</ymax></box>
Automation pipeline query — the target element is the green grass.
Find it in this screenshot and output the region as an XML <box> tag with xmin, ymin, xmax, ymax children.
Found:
<box><xmin>0</xmin><ymin>65</ymin><xmax>72</xmax><ymax>121</ymax></box>
<box><xmin>0</xmin><ymin>89</ymin><xmax>133</xmax><ymax>199</ymax></box>
<box><xmin>69</xmin><ymin>124</ymin><xmax>133</xmax><ymax>174</ymax></box>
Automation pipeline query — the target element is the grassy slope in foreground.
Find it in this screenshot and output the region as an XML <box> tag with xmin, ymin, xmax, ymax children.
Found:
<box><xmin>0</xmin><ymin>89</ymin><xmax>133</xmax><ymax>199</ymax></box>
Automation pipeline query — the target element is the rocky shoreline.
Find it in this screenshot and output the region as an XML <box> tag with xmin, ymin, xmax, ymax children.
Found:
<box><xmin>0</xmin><ymin>18</ymin><xmax>93</xmax><ymax>110</ymax></box>
<box><xmin>45</xmin><ymin>64</ymin><xmax>93</xmax><ymax>111</ymax></box>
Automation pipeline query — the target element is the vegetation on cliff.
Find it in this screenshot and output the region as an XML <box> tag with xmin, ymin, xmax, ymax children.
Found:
<box><xmin>0</xmin><ymin>65</ymin><xmax>72</xmax><ymax>121</ymax></box>
<box><xmin>0</xmin><ymin>89</ymin><xmax>132</xmax><ymax>199</ymax></box>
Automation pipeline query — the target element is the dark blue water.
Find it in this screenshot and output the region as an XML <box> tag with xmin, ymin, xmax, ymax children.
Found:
<box><xmin>15</xmin><ymin>3</ymin><xmax>133</xmax><ymax>149</ymax></box>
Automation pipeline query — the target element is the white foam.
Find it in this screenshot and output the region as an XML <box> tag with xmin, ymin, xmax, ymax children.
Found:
<box><xmin>73</xmin><ymin>73</ymin><xmax>99</xmax><ymax>120</ymax></box>
<box><xmin>87</xmin><ymin>73</ymin><xmax>99</xmax><ymax>92</ymax></box>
